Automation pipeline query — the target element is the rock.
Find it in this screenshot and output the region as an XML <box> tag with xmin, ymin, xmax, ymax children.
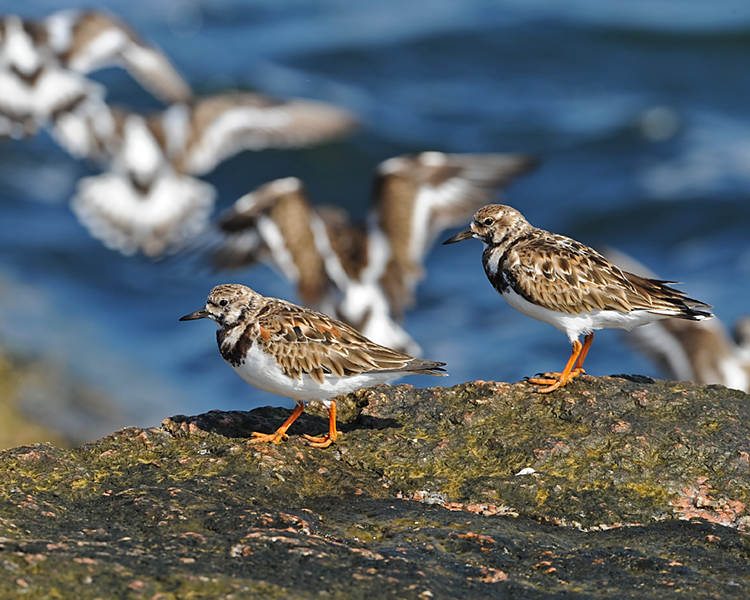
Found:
<box><xmin>1</xmin><ymin>375</ymin><xmax>750</xmax><ymax>598</ymax></box>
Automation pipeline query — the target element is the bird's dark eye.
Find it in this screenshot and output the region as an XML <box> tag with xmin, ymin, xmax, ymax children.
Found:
<box><xmin>483</xmin><ymin>217</ymin><xmax>494</xmax><ymax>226</ymax></box>
<box><xmin>219</xmin><ymin>299</ymin><xmax>228</xmax><ymax>307</ymax></box>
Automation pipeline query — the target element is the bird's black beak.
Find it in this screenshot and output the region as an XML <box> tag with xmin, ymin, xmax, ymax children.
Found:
<box><xmin>179</xmin><ymin>308</ymin><xmax>209</xmax><ymax>321</ymax></box>
<box><xmin>442</xmin><ymin>226</ymin><xmax>475</xmax><ymax>245</ymax></box>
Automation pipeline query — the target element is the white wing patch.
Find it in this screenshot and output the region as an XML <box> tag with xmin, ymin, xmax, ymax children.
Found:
<box><xmin>184</xmin><ymin>105</ymin><xmax>296</xmax><ymax>175</ymax></box>
<box><xmin>256</xmin><ymin>215</ymin><xmax>301</xmax><ymax>284</ymax></box>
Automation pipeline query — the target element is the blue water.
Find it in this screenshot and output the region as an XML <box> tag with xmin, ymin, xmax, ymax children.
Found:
<box><xmin>1</xmin><ymin>0</ymin><xmax>749</xmax><ymax>438</ymax></box>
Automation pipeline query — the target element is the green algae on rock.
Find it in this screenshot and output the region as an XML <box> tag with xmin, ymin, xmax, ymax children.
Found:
<box><xmin>339</xmin><ymin>375</ymin><xmax>750</xmax><ymax>530</ymax></box>
<box><xmin>1</xmin><ymin>376</ymin><xmax>750</xmax><ymax>598</ymax></box>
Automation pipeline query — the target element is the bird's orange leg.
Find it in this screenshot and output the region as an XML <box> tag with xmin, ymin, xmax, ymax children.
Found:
<box><xmin>572</xmin><ymin>332</ymin><xmax>594</xmax><ymax>372</ymax></box>
<box><xmin>303</xmin><ymin>401</ymin><xmax>339</xmax><ymax>448</ymax></box>
<box><xmin>528</xmin><ymin>338</ymin><xmax>585</xmax><ymax>393</ymax></box>
<box><xmin>250</xmin><ymin>403</ymin><xmax>305</xmax><ymax>444</ymax></box>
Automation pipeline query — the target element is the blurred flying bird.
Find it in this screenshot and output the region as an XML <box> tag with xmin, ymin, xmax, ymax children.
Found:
<box><xmin>2</xmin><ymin>9</ymin><xmax>358</xmax><ymax>257</ymax></box>
<box><xmin>603</xmin><ymin>248</ymin><xmax>750</xmax><ymax>392</ymax></box>
<box><xmin>50</xmin><ymin>92</ymin><xmax>358</xmax><ymax>257</ymax></box>
<box><xmin>206</xmin><ymin>152</ymin><xmax>537</xmax><ymax>353</ymax></box>
<box><xmin>44</xmin><ymin>9</ymin><xmax>192</xmax><ymax>104</ymax></box>
<box><xmin>0</xmin><ymin>9</ymin><xmax>190</xmax><ymax>138</ymax></box>
<box><xmin>0</xmin><ymin>15</ymin><xmax>99</xmax><ymax>138</ymax></box>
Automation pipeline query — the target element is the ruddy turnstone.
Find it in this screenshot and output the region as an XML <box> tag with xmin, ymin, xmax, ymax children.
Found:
<box><xmin>210</xmin><ymin>177</ymin><xmax>337</xmax><ymax>309</ymax></box>
<box><xmin>44</xmin><ymin>9</ymin><xmax>192</xmax><ymax>104</ymax></box>
<box><xmin>51</xmin><ymin>92</ymin><xmax>357</xmax><ymax>256</ymax></box>
<box><xmin>602</xmin><ymin>248</ymin><xmax>750</xmax><ymax>392</ymax></box>
<box><xmin>0</xmin><ymin>10</ymin><xmax>190</xmax><ymax>139</ymax></box>
<box><xmin>208</xmin><ymin>152</ymin><xmax>536</xmax><ymax>353</ymax></box>
<box><xmin>179</xmin><ymin>284</ymin><xmax>446</xmax><ymax>447</ymax></box>
<box><xmin>0</xmin><ymin>15</ymin><xmax>100</xmax><ymax>138</ymax></box>
<box><xmin>443</xmin><ymin>204</ymin><xmax>714</xmax><ymax>392</ymax></box>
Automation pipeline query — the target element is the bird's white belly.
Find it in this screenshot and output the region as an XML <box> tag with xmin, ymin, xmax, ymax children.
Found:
<box><xmin>72</xmin><ymin>171</ymin><xmax>214</xmax><ymax>256</ymax></box>
<box><xmin>501</xmin><ymin>288</ymin><xmax>667</xmax><ymax>342</ymax></box>
<box><xmin>230</xmin><ymin>343</ymin><xmax>398</xmax><ymax>404</ymax></box>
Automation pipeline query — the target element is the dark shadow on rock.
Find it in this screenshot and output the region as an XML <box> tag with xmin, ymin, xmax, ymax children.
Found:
<box><xmin>348</xmin><ymin>413</ymin><xmax>401</xmax><ymax>431</ymax></box>
<box><xmin>162</xmin><ymin>405</ymin><xmax>401</xmax><ymax>440</ymax></box>
<box><xmin>610</xmin><ymin>373</ymin><xmax>657</xmax><ymax>384</ymax></box>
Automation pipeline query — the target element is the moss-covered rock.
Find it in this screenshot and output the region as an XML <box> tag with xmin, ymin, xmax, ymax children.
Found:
<box><xmin>1</xmin><ymin>375</ymin><xmax>750</xmax><ymax>598</ymax></box>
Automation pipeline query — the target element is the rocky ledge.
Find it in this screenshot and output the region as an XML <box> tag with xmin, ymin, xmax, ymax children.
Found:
<box><xmin>1</xmin><ymin>375</ymin><xmax>750</xmax><ymax>598</ymax></box>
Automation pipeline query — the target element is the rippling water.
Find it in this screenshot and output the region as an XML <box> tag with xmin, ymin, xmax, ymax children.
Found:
<box><xmin>1</xmin><ymin>0</ymin><xmax>749</xmax><ymax>437</ymax></box>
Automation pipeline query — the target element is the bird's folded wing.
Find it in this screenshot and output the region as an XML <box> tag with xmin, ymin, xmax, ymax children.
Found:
<box><xmin>256</xmin><ymin>301</ymin><xmax>438</xmax><ymax>383</ymax></box>
<box><xmin>508</xmin><ymin>234</ymin><xmax>712</xmax><ymax>318</ymax></box>
<box><xmin>506</xmin><ymin>235</ymin><xmax>637</xmax><ymax>314</ymax></box>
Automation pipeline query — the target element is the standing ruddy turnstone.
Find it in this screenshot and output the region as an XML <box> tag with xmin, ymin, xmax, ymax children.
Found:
<box><xmin>179</xmin><ymin>284</ymin><xmax>446</xmax><ymax>447</ymax></box>
<box><xmin>443</xmin><ymin>205</ymin><xmax>714</xmax><ymax>392</ymax></box>
<box><xmin>207</xmin><ymin>152</ymin><xmax>536</xmax><ymax>354</ymax></box>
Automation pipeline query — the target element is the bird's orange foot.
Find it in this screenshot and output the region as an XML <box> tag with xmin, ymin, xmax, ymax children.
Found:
<box><xmin>250</xmin><ymin>430</ymin><xmax>289</xmax><ymax>444</ymax></box>
<box><xmin>528</xmin><ymin>368</ymin><xmax>585</xmax><ymax>393</ymax></box>
<box><xmin>302</xmin><ymin>433</ymin><xmax>339</xmax><ymax>448</ymax></box>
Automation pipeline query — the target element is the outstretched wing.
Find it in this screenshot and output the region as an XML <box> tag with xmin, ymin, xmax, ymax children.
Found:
<box><xmin>49</xmin><ymin>92</ymin><xmax>119</xmax><ymax>162</ymax></box>
<box><xmin>45</xmin><ymin>9</ymin><xmax>192</xmax><ymax>104</ymax></box>
<box><xmin>210</xmin><ymin>177</ymin><xmax>336</xmax><ymax>307</ymax></box>
<box><xmin>178</xmin><ymin>92</ymin><xmax>358</xmax><ymax>175</ymax></box>
<box><xmin>372</xmin><ymin>151</ymin><xmax>537</xmax><ymax>317</ymax></box>
<box><xmin>256</xmin><ymin>299</ymin><xmax>445</xmax><ymax>384</ymax></box>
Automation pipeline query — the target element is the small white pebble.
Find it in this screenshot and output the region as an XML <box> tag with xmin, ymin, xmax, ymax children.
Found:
<box><xmin>515</xmin><ymin>467</ymin><xmax>536</xmax><ymax>476</ymax></box>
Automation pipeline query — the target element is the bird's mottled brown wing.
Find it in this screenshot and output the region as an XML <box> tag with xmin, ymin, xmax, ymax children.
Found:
<box><xmin>622</xmin><ymin>271</ymin><xmax>713</xmax><ymax>316</ymax></box>
<box><xmin>506</xmin><ymin>231</ymin><xmax>712</xmax><ymax>317</ymax></box>
<box><xmin>255</xmin><ymin>300</ymin><xmax>445</xmax><ymax>384</ymax></box>
<box><xmin>373</xmin><ymin>152</ymin><xmax>537</xmax><ymax>317</ymax></box>
<box><xmin>504</xmin><ymin>232</ymin><xmax>641</xmax><ymax>314</ymax></box>
<box><xmin>181</xmin><ymin>92</ymin><xmax>357</xmax><ymax>176</ymax></box>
